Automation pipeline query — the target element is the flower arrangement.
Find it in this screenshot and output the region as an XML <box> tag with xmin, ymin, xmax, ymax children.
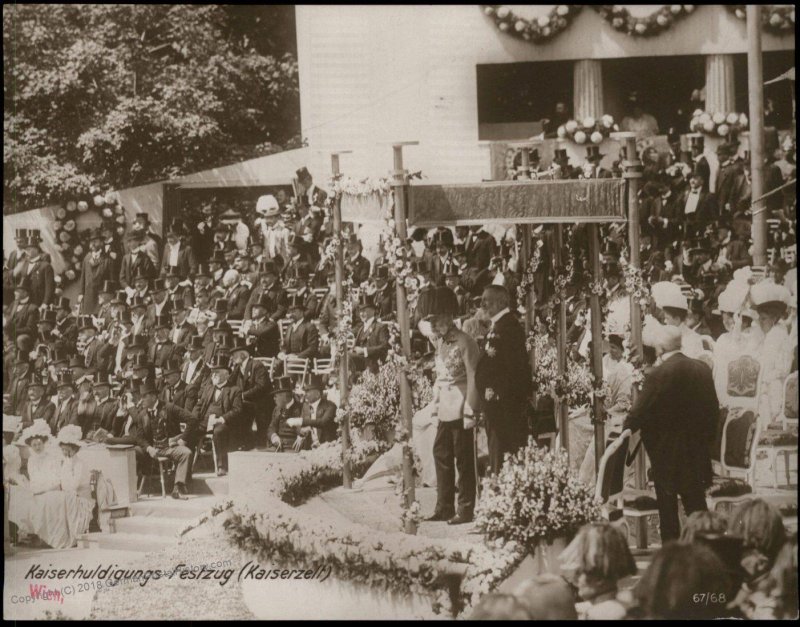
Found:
<box><xmin>726</xmin><ymin>5</ymin><xmax>795</xmax><ymax>34</ymax></box>
<box><xmin>481</xmin><ymin>5</ymin><xmax>583</xmax><ymax>43</ymax></box>
<box><xmin>331</xmin><ymin>175</ymin><xmax>394</xmax><ymax>198</ymax></box>
<box><xmin>558</xmin><ymin>115</ymin><xmax>618</xmax><ymax>145</ymax></box>
<box><xmin>531</xmin><ymin>333</ymin><xmax>594</xmax><ymax>409</ymax></box>
<box><xmin>689</xmin><ymin>110</ymin><xmax>748</xmax><ymax>137</ymax></box>
<box><xmin>516</xmin><ymin>238</ymin><xmax>543</xmax><ymax>308</ymax></box>
<box><xmin>593</xmin><ymin>5</ymin><xmax>695</xmax><ymax>37</ymax></box>
<box><xmin>475</xmin><ymin>440</ymin><xmax>601</xmax><ymax>551</ymax></box>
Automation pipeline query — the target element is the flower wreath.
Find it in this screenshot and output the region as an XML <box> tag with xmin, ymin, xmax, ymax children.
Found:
<box><xmin>481</xmin><ymin>5</ymin><xmax>582</xmax><ymax>43</ymax></box>
<box><xmin>52</xmin><ymin>188</ymin><xmax>127</xmax><ymax>289</ymax></box>
<box><xmin>558</xmin><ymin>115</ymin><xmax>619</xmax><ymax>145</ymax></box>
<box><xmin>593</xmin><ymin>5</ymin><xmax>696</xmax><ymax>37</ymax></box>
<box><xmin>689</xmin><ymin>110</ymin><xmax>749</xmax><ymax>138</ymax></box>
<box><xmin>726</xmin><ymin>5</ymin><xmax>795</xmax><ymax>34</ymax></box>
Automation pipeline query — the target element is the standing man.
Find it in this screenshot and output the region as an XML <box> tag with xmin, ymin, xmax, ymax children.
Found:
<box><xmin>79</xmin><ymin>229</ymin><xmax>114</xmax><ymax>314</ymax></box>
<box><xmin>22</xmin><ymin>233</ymin><xmax>55</xmax><ymax>307</ymax></box>
<box><xmin>475</xmin><ymin>285</ymin><xmax>531</xmax><ymax>474</ymax></box>
<box><xmin>623</xmin><ymin>325</ymin><xmax>718</xmax><ymax>542</ymax></box>
<box><xmin>229</xmin><ymin>336</ymin><xmax>272</xmax><ymax>450</ymax></box>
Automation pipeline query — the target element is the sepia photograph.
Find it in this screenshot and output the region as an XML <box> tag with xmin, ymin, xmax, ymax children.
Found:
<box><xmin>3</xmin><ymin>3</ymin><xmax>797</xmax><ymax>620</ymax></box>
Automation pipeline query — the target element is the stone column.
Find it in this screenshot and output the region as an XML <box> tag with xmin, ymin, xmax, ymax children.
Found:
<box><xmin>705</xmin><ymin>54</ymin><xmax>736</xmax><ymax>114</ymax></box>
<box><xmin>573</xmin><ymin>59</ymin><xmax>604</xmax><ymax>120</ymax></box>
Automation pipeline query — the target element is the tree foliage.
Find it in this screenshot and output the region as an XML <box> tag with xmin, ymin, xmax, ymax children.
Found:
<box><xmin>4</xmin><ymin>4</ymin><xmax>299</xmax><ymax>212</ymax></box>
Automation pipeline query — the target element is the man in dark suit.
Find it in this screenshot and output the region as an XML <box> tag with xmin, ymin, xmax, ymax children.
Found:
<box><xmin>623</xmin><ymin>325</ymin><xmax>718</xmax><ymax>542</ymax></box>
<box><xmin>285</xmin><ymin>263</ymin><xmax>318</xmax><ymax>321</ymax></box>
<box><xmin>148</xmin><ymin>314</ymin><xmax>179</xmax><ymax>369</ymax></box>
<box><xmin>345</xmin><ymin>236</ymin><xmax>371</xmax><ymax>285</ymax></box>
<box><xmin>21</xmin><ymin>374</ymin><xmax>55</xmax><ymax>429</ymax></box>
<box><xmin>288</xmin><ymin>375</ymin><xmax>337</xmax><ymax>448</ymax></box>
<box><xmin>281</xmin><ymin>294</ymin><xmax>319</xmax><ymax>360</ymax></box>
<box><xmin>52</xmin><ymin>296</ymin><xmax>78</xmax><ymax>351</ymax></box>
<box><xmin>91</xmin><ymin>373</ymin><xmax>118</xmax><ymax>433</ymax></box>
<box><xmin>119</xmin><ymin>231</ymin><xmax>157</xmax><ymax>290</ymax></box>
<box><xmin>8</xmin><ymin>279</ymin><xmax>39</xmax><ymax>341</ymax></box>
<box><xmin>679</xmin><ymin>174</ymin><xmax>718</xmax><ymax>239</ymax></box>
<box><xmin>182</xmin><ymin>335</ymin><xmax>210</xmax><ymax>393</ymax></box>
<box><xmin>79</xmin><ymin>229</ymin><xmax>114</xmax><ymax>314</ymax></box>
<box><xmin>464</xmin><ymin>225</ymin><xmax>495</xmax><ymax>271</ymax></box>
<box><xmin>20</xmin><ymin>234</ymin><xmax>55</xmax><ymax>307</ymax></box>
<box><xmin>78</xmin><ymin>316</ymin><xmax>114</xmax><ymax>374</ymax></box>
<box><xmin>317</xmin><ymin>272</ymin><xmax>339</xmax><ymax>327</ymax></box>
<box><xmin>244</xmin><ymin>294</ymin><xmax>281</xmax><ymax>358</ymax></box>
<box><xmin>350</xmin><ymin>294</ymin><xmax>390</xmax><ymax>374</ymax></box>
<box><xmin>51</xmin><ymin>370</ymin><xmax>79</xmax><ymax>434</ymax></box>
<box><xmin>244</xmin><ymin>261</ymin><xmax>286</xmax><ymax>321</ymax></box>
<box><xmin>167</xmin><ymin>295</ymin><xmax>194</xmax><ymax>355</ymax></box>
<box><xmin>371</xmin><ymin>265</ymin><xmax>395</xmax><ymax>320</ymax></box>
<box><xmin>221</xmin><ymin>269</ymin><xmax>251</xmax><ymax>320</ymax></box>
<box><xmin>135</xmin><ymin>379</ymin><xmax>196</xmax><ymax>499</ymax></box>
<box><xmin>296</xmin><ymin>166</ymin><xmax>328</xmax><ymax>210</ymax></box>
<box><xmin>192</xmin><ymin>353</ymin><xmax>243</xmax><ymax>476</ymax></box>
<box><xmin>268</xmin><ymin>376</ymin><xmax>303</xmax><ymax>451</ymax></box>
<box><xmin>160</xmin><ymin>358</ymin><xmax>198</xmax><ymax>412</ymax></box>
<box><xmin>687</xmin><ymin>134</ymin><xmax>711</xmax><ymax>192</ymax></box>
<box><xmin>229</xmin><ymin>336</ymin><xmax>273</xmax><ymax>449</ymax></box>
<box><xmin>475</xmin><ymin>285</ymin><xmax>532</xmax><ymax>474</ymax></box>
<box><xmin>160</xmin><ymin>227</ymin><xmax>198</xmax><ymax>278</ymax></box>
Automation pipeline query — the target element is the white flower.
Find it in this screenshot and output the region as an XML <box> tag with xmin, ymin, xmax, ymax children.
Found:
<box><xmin>712</xmin><ymin>112</ymin><xmax>726</xmax><ymax>124</ymax></box>
<box><xmin>601</xmin><ymin>114</ymin><xmax>614</xmax><ymax>128</ymax></box>
<box><xmin>515</xmin><ymin>20</ymin><xmax>525</xmax><ymax>32</ymax></box>
<box><xmin>684</xmin><ymin>5</ymin><xmax>694</xmax><ymax>13</ymax></box>
<box><xmin>703</xmin><ymin>119</ymin><xmax>715</xmax><ymax>133</ymax></box>
<box><xmin>557</xmin><ymin>5</ymin><xmax>569</xmax><ymax>16</ymax></box>
<box><xmin>496</xmin><ymin>6</ymin><xmax>510</xmax><ymax>19</ymax></box>
<box><xmin>717</xmin><ymin>124</ymin><xmax>730</xmax><ymax>137</ymax></box>
<box><xmin>573</xmin><ymin>130</ymin><xmax>587</xmax><ymax>144</ymax></box>
<box><xmin>635</xmin><ymin>22</ymin><xmax>647</xmax><ymax>33</ymax></box>
<box><xmin>93</xmin><ymin>194</ymin><xmax>104</xmax><ymax>207</ymax></box>
<box><xmin>77</xmin><ymin>200</ymin><xmax>89</xmax><ymax>212</ymax></box>
<box><xmin>739</xmin><ymin>113</ymin><xmax>748</xmax><ymax>127</ymax></box>
<box><xmin>726</xmin><ymin>112</ymin><xmax>739</xmax><ymax>125</ymax></box>
<box><xmin>498</xmin><ymin>22</ymin><xmax>509</xmax><ymax>31</ymax></box>
<box><xmin>557</xmin><ymin>125</ymin><xmax>566</xmax><ymax>138</ymax></box>
<box><xmin>590</xmin><ymin>131</ymin><xmax>603</xmax><ymax>144</ymax></box>
<box><xmin>582</xmin><ymin>116</ymin><xmax>595</xmax><ymax>129</ymax></box>
<box><xmin>657</xmin><ymin>14</ymin><xmax>668</xmax><ymax>26</ymax></box>
<box><xmin>670</xmin><ymin>5</ymin><xmax>682</xmax><ymax>14</ymax></box>
<box><xmin>483</xmin><ymin>6</ymin><xmax>494</xmax><ymax>15</ymax></box>
<box><xmin>66</xmin><ymin>200</ymin><xmax>77</xmax><ymax>213</ymax></box>
<box><xmin>537</xmin><ymin>15</ymin><xmax>549</xmax><ymax>27</ymax></box>
<box><xmin>692</xmin><ymin>108</ymin><xmax>704</xmax><ymax>118</ymax></box>
<box><xmin>565</xmin><ymin>120</ymin><xmax>578</xmax><ymax>133</ymax></box>
<box><xmin>101</xmin><ymin>207</ymin><xmax>113</xmax><ymax>218</ymax></box>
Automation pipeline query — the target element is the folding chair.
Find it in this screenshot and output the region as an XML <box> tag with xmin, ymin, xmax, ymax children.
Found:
<box><xmin>137</xmin><ymin>456</ymin><xmax>175</xmax><ymax>499</ymax></box>
<box><xmin>313</xmin><ymin>357</ymin><xmax>334</xmax><ymax>375</ymax></box>
<box><xmin>284</xmin><ymin>357</ymin><xmax>310</xmax><ymax>386</ymax></box>
<box><xmin>313</xmin><ymin>287</ymin><xmax>329</xmax><ymax>300</ymax></box>
<box><xmin>192</xmin><ymin>433</ymin><xmax>218</xmax><ymax>475</ymax></box>
<box><xmin>278</xmin><ymin>319</ymin><xmax>292</xmax><ymax>344</ymax></box>
<box><xmin>228</xmin><ymin>319</ymin><xmax>243</xmax><ymax>335</ymax></box>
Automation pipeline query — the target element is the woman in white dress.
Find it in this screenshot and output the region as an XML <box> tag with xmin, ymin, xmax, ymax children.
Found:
<box><xmin>712</xmin><ymin>281</ymin><xmax>751</xmax><ymax>402</ymax></box>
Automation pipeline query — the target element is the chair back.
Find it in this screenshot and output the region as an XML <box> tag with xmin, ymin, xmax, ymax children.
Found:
<box><xmin>284</xmin><ymin>357</ymin><xmax>310</xmax><ymax>384</ymax></box>
<box><xmin>278</xmin><ymin>319</ymin><xmax>292</xmax><ymax>344</ymax></box>
<box><xmin>228</xmin><ymin>319</ymin><xmax>243</xmax><ymax>335</ymax></box>
<box><xmin>723</xmin><ymin>353</ymin><xmax>762</xmax><ymax>411</ymax></box>
<box><xmin>313</xmin><ymin>357</ymin><xmax>334</xmax><ymax>375</ymax></box>
<box><xmin>721</xmin><ymin>408</ymin><xmax>759</xmax><ymax>475</ymax></box>
<box><xmin>313</xmin><ymin>288</ymin><xmax>329</xmax><ymax>300</ymax></box>
<box><xmin>782</xmin><ymin>370</ymin><xmax>799</xmax><ymax>429</ymax></box>
<box><xmin>710</xmin><ymin>406</ymin><xmax>729</xmax><ymax>465</ymax></box>
<box><xmin>595</xmin><ymin>429</ymin><xmax>631</xmax><ymax>505</ymax></box>
<box><xmin>254</xmin><ymin>356</ymin><xmax>276</xmax><ymax>375</ymax></box>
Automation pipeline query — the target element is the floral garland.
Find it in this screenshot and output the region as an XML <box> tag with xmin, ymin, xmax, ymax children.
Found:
<box><xmin>481</xmin><ymin>5</ymin><xmax>582</xmax><ymax>43</ymax></box>
<box><xmin>557</xmin><ymin>115</ymin><xmax>619</xmax><ymax>145</ymax></box>
<box><xmin>593</xmin><ymin>5</ymin><xmax>696</xmax><ymax>37</ymax></box>
<box><xmin>689</xmin><ymin>110</ymin><xmax>749</xmax><ymax>137</ymax></box>
<box><xmin>52</xmin><ymin>187</ymin><xmax>127</xmax><ymax>287</ymax></box>
<box><xmin>222</xmin><ymin>438</ymin><xmax>524</xmax><ymax>616</ymax></box>
<box><xmin>515</xmin><ymin>237</ymin><xmax>543</xmax><ymax>307</ymax></box>
<box><xmin>726</xmin><ymin>5</ymin><xmax>795</xmax><ymax>34</ymax></box>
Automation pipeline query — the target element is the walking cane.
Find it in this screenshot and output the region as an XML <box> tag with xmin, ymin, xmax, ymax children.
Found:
<box><xmin>473</xmin><ymin>418</ymin><xmax>481</xmax><ymax>500</ymax></box>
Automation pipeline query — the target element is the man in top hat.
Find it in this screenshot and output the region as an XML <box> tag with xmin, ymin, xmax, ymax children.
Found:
<box><xmin>552</xmin><ymin>148</ymin><xmax>575</xmax><ymax>180</ymax></box>
<box><xmin>146</xmin><ymin>278</ymin><xmax>172</xmax><ymax>328</ymax></box>
<box><xmin>443</xmin><ymin>260</ymin><xmax>469</xmax><ymax>317</ymax></box>
<box><xmin>159</xmin><ymin>357</ymin><xmax>197</xmax><ymax>412</ymax></box>
<box><xmin>463</xmin><ymin>225</ymin><xmax>496</xmax><ymax>273</ymax></box>
<box><xmin>167</xmin><ymin>294</ymin><xmax>194</xmax><ymax>353</ymax></box>
<box><xmin>475</xmin><ymin>285</ymin><xmax>532</xmax><ymax>474</ymax></box>
<box><xmin>679</xmin><ymin>173</ymin><xmax>718</xmax><ymax>239</ymax></box>
<box><xmin>100</xmin><ymin>221</ymin><xmax>123</xmax><ymax>277</ymax></box>
<box><xmin>207</xmin><ymin>249</ymin><xmax>228</xmax><ymax>287</ymax></box>
<box><xmin>243</xmin><ymin>293</ymin><xmax>281</xmax><ymax>358</ymax></box>
<box><xmin>119</xmin><ymin>230</ymin><xmax>157</xmax><ymax>290</ymax></box>
<box><xmin>221</xmin><ymin>269</ymin><xmax>251</xmax><ymax>320</ymax></box>
<box><xmin>182</xmin><ymin>334</ymin><xmax>211</xmax><ymax>399</ymax></box>
<box><xmin>6</xmin><ymin>229</ymin><xmax>29</xmax><ymax>276</ymax></box>
<box><xmin>95</xmin><ymin>280</ymin><xmax>119</xmax><ymax>329</ymax></box>
<box><xmin>282</xmin><ymin>232</ymin><xmax>313</xmax><ymax>281</ymax></box>
<box><xmin>51</xmin><ymin>296</ymin><xmax>78</xmax><ymax>351</ymax></box>
<box><xmin>317</xmin><ymin>271</ymin><xmax>340</xmax><ymax>327</ymax></box>
<box><xmin>295</xmin><ymin>166</ymin><xmax>327</xmax><ymax>211</ymax></box>
<box><xmin>129</xmin><ymin>295</ymin><xmax>150</xmax><ymax>337</ymax></box>
<box><xmin>19</xmin><ymin>232</ymin><xmax>55</xmax><ymax>307</ymax></box>
<box><xmin>129</xmin><ymin>265</ymin><xmax>153</xmax><ymax>306</ymax></box>
<box><xmin>229</xmin><ymin>335</ymin><xmax>273</xmax><ymax>449</ymax></box>
<box><xmin>372</xmin><ymin>265</ymin><xmax>395</xmax><ymax>320</ymax></box>
<box><xmin>148</xmin><ymin>314</ymin><xmax>179</xmax><ymax>370</ymax></box>
<box><xmin>684</xmin><ymin>133</ymin><xmax>711</xmax><ymax>192</ymax></box>
<box><xmin>132</xmin><ymin>212</ymin><xmax>162</xmax><ymax>265</ymax></box>
<box><xmin>79</xmin><ymin>315</ymin><xmax>113</xmax><ymax>374</ymax></box>
<box><xmin>715</xmin><ymin>142</ymin><xmax>747</xmax><ymax>214</ymax></box>
<box><xmin>286</xmin><ymin>374</ymin><xmax>337</xmax><ymax>449</ymax></box>
<box><xmin>51</xmin><ymin>370</ymin><xmax>79</xmax><ymax>434</ymax></box>
<box><xmin>21</xmin><ymin>373</ymin><xmax>56</xmax><ymax>430</ymax></box>
<box><xmin>714</xmin><ymin>220</ymin><xmax>751</xmax><ymax>271</ymax></box>
<box><xmin>281</xmin><ymin>293</ymin><xmax>319</xmax><ymax>360</ymax></box>
<box><xmin>90</xmin><ymin>372</ymin><xmax>118</xmax><ymax>433</ymax></box>
<box><xmin>581</xmin><ymin>145</ymin><xmax>612</xmax><ymax>179</ymax></box>
<box><xmin>351</xmin><ymin>293</ymin><xmax>390</xmax><ymax>375</ymax></box>
<box><xmin>244</xmin><ymin>261</ymin><xmax>286</xmax><ymax>321</ymax></box>
<box><xmin>267</xmin><ymin>376</ymin><xmax>303</xmax><ymax>452</ymax></box>
<box><xmin>78</xmin><ymin>228</ymin><xmax>114</xmax><ymax>314</ymax></box>
<box><xmin>192</xmin><ymin>353</ymin><xmax>243</xmax><ymax>476</ymax></box>
<box><xmin>284</xmin><ymin>263</ymin><xmax>317</xmax><ymax>321</ymax></box>
<box><xmin>135</xmin><ymin>378</ymin><xmax>196</xmax><ymax>499</ymax></box>
<box><xmin>161</xmin><ymin>224</ymin><xmax>198</xmax><ymax>278</ymax></box>
<box><xmin>8</xmin><ymin>278</ymin><xmax>39</xmax><ymax>342</ymax></box>
<box><xmin>685</xmin><ymin>290</ymin><xmax>712</xmax><ymax>338</ymax></box>
<box><xmin>345</xmin><ymin>235</ymin><xmax>371</xmax><ymax>285</ymax></box>
<box><xmin>34</xmin><ymin>308</ymin><xmax>59</xmax><ymax>352</ymax></box>
<box><xmin>7</xmin><ymin>350</ymin><xmax>34</xmax><ymax>415</ymax></box>
<box><xmin>682</xmin><ymin>237</ymin><xmax>715</xmax><ymax>286</ymax></box>
<box><xmin>429</xmin><ymin>231</ymin><xmax>454</xmax><ymax>286</ymax></box>
<box><xmin>165</xmin><ymin>266</ymin><xmax>194</xmax><ymax>310</ymax></box>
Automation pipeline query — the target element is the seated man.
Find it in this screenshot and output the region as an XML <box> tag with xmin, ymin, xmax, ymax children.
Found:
<box><xmin>243</xmin><ymin>293</ymin><xmax>280</xmax><ymax>358</ymax></box>
<box><xmin>135</xmin><ymin>379</ymin><xmax>196</xmax><ymax>500</ymax></box>
<box><xmin>287</xmin><ymin>375</ymin><xmax>337</xmax><ymax>448</ymax></box>
<box><xmin>280</xmin><ymin>294</ymin><xmax>319</xmax><ymax>361</ymax></box>
<box><xmin>160</xmin><ymin>358</ymin><xmax>198</xmax><ymax>412</ymax></box>
<box><xmin>229</xmin><ymin>336</ymin><xmax>272</xmax><ymax>449</ymax></box>
<box><xmin>267</xmin><ymin>376</ymin><xmax>303</xmax><ymax>451</ymax></box>
<box><xmin>192</xmin><ymin>353</ymin><xmax>243</xmax><ymax>476</ymax></box>
<box><xmin>149</xmin><ymin>314</ymin><xmax>179</xmax><ymax>370</ymax></box>
<box><xmin>21</xmin><ymin>373</ymin><xmax>55</xmax><ymax>429</ymax></box>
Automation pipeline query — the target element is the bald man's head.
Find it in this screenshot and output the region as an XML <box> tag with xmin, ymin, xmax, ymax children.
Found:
<box><xmin>481</xmin><ymin>285</ymin><xmax>510</xmax><ymax>317</ymax></box>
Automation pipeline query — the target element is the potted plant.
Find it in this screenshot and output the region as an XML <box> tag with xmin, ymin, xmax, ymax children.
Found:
<box><xmin>475</xmin><ymin>439</ymin><xmax>600</xmax><ymax>575</ymax></box>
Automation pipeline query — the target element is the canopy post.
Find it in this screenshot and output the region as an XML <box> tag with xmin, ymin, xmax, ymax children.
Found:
<box><xmin>390</xmin><ymin>141</ymin><xmax>419</xmax><ymax>535</ymax></box>
<box><xmin>331</xmin><ymin>151</ymin><xmax>353</xmax><ymax>489</ymax></box>
<box><xmin>613</xmin><ymin>130</ymin><xmax>647</xmax><ymax>548</ymax></box>
<box><xmin>747</xmin><ymin>5</ymin><xmax>768</xmax><ymax>268</ymax></box>
<box><xmin>588</xmin><ymin>223</ymin><xmax>605</xmax><ymax>473</ymax></box>
<box><xmin>554</xmin><ymin>224</ymin><xmax>569</xmax><ymax>457</ymax></box>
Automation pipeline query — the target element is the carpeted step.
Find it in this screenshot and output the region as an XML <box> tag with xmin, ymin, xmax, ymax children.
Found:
<box><xmin>112</xmin><ymin>516</ymin><xmax>189</xmax><ymax>538</ymax></box>
<box><xmin>77</xmin><ymin>532</ymin><xmax>176</xmax><ymax>552</ymax></box>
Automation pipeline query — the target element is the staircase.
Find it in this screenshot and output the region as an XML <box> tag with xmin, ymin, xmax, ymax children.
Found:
<box><xmin>77</xmin><ymin>472</ymin><xmax>227</xmax><ymax>552</ymax></box>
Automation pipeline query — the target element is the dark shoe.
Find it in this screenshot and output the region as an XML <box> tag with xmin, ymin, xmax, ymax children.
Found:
<box><xmin>175</xmin><ymin>482</ymin><xmax>189</xmax><ymax>495</ymax></box>
<box><xmin>171</xmin><ymin>488</ymin><xmax>188</xmax><ymax>500</ymax></box>
<box><xmin>425</xmin><ymin>511</ymin><xmax>455</xmax><ymax>522</ymax></box>
<box><xmin>447</xmin><ymin>513</ymin><xmax>473</xmax><ymax>525</ymax></box>
<box><xmin>216</xmin><ymin>468</ymin><xmax>228</xmax><ymax>477</ymax></box>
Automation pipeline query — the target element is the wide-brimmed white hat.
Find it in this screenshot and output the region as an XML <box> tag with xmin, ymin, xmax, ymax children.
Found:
<box><xmin>56</xmin><ymin>424</ymin><xmax>83</xmax><ymax>448</ymax></box>
<box><xmin>21</xmin><ymin>418</ymin><xmax>51</xmax><ymax>443</ymax></box>
<box><xmin>714</xmin><ymin>281</ymin><xmax>750</xmax><ymax>315</ymax></box>
<box><xmin>750</xmin><ymin>280</ymin><xmax>791</xmax><ymax>314</ymax></box>
<box><xmin>651</xmin><ymin>281</ymin><xmax>688</xmax><ymax>311</ymax></box>
<box><xmin>256</xmin><ymin>195</ymin><xmax>280</xmax><ymax>217</ymax></box>
<box><xmin>642</xmin><ymin>314</ymin><xmax>666</xmax><ymax>348</ymax></box>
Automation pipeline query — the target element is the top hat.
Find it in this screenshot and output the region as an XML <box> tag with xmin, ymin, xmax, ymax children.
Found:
<box><xmin>216</xmin><ymin>333</ymin><xmax>237</xmax><ymax>352</ymax></box>
<box><xmin>162</xmin><ymin>358</ymin><xmax>183</xmax><ymax>377</ymax></box>
<box><xmin>169</xmin><ymin>294</ymin><xmax>188</xmax><ymax>312</ymax></box>
<box><xmin>304</xmin><ymin>374</ymin><xmax>325</xmax><ymax>391</ymax></box>
<box><xmin>130</xmin><ymin>354</ymin><xmax>153</xmax><ymax>374</ymax></box>
<box><xmin>295</xmin><ymin>167</ymin><xmax>311</xmax><ymax>180</ymax></box>
<box><xmin>208</xmin><ymin>352</ymin><xmax>231</xmax><ymax>371</ymax></box>
<box><xmin>230</xmin><ymin>335</ymin><xmax>251</xmax><ymax>355</ymax></box>
<box><xmin>685</xmin><ymin>133</ymin><xmax>704</xmax><ymax>149</ymax></box>
<box><xmin>210</xmin><ymin>250</ymin><xmax>227</xmax><ymax>265</ymax></box>
<box><xmin>131</xmin><ymin>266</ymin><xmax>151</xmax><ymax>282</ymax></box>
<box><xmin>92</xmin><ymin>371</ymin><xmax>113</xmax><ymax>387</ymax></box>
<box><xmin>195</xmin><ymin>263</ymin><xmax>211</xmax><ymax>279</ymax></box>
<box><xmin>153</xmin><ymin>278</ymin><xmax>168</xmax><ymax>292</ymax></box>
<box><xmin>38</xmin><ymin>309</ymin><xmax>58</xmax><ymax>325</ymax></box>
<box><xmin>187</xmin><ymin>335</ymin><xmax>206</xmax><ymax>351</ymax></box>
<box><xmin>431</xmin><ymin>231</ymin><xmax>451</xmax><ymax>246</ymax></box>
<box><xmin>99</xmin><ymin>280</ymin><xmax>118</xmax><ymax>295</ymax></box>
<box><xmin>259</xmin><ymin>260</ymin><xmax>279</xmax><ymax>276</ymax></box>
<box><xmin>607</xmin><ymin>334</ymin><xmax>624</xmax><ymax>351</ymax></box>
<box><xmin>443</xmin><ymin>260</ymin><xmax>460</xmax><ymax>277</ymax></box>
<box><xmin>585</xmin><ymin>145</ymin><xmax>605</xmax><ymax>162</ymax></box>
<box><xmin>213</xmin><ymin>298</ymin><xmax>228</xmax><ymax>314</ymax></box>
<box><xmin>251</xmin><ymin>292</ymin><xmax>274</xmax><ymax>312</ymax></box>
<box><xmin>271</xmin><ymin>376</ymin><xmax>294</xmax><ymax>395</ymax></box>
<box><xmin>357</xmin><ymin>293</ymin><xmax>377</xmax><ymax>310</ymax></box>
<box><xmin>130</xmin><ymin>295</ymin><xmax>148</xmax><ymax>309</ymax></box>
<box><xmin>453</xmin><ymin>243</ymin><xmax>467</xmax><ymax>257</ymax></box>
<box><xmin>51</xmin><ymin>296</ymin><xmax>70</xmax><ymax>312</ymax></box>
<box><xmin>27</xmin><ymin>372</ymin><xmax>50</xmax><ymax>390</ymax></box>
<box><xmin>111</xmin><ymin>290</ymin><xmax>128</xmax><ymax>306</ymax></box>
<box><xmin>287</xmin><ymin>293</ymin><xmax>306</xmax><ymax>311</ymax></box>
<box><xmin>213</xmin><ymin>320</ymin><xmax>233</xmax><ymax>335</ymax></box>
<box><xmin>289</xmin><ymin>263</ymin><xmax>311</xmax><ymax>280</ymax></box>
<box><xmin>52</xmin><ymin>346</ymin><xmax>70</xmax><ymax>366</ymax></box>
<box><xmin>165</xmin><ymin>266</ymin><xmax>183</xmax><ymax>280</ymax></box>
<box><xmin>553</xmin><ymin>148</ymin><xmax>569</xmax><ymax>163</ymax></box>
<box><xmin>137</xmin><ymin>378</ymin><xmax>159</xmax><ymax>397</ymax></box>
<box><xmin>56</xmin><ymin>370</ymin><xmax>75</xmax><ymax>388</ymax></box>
<box><xmin>373</xmin><ymin>265</ymin><xmax>391</xmax><ymax>280</ymax></box>
<box><xmin>603</xmin><ymin>261</ymin><xmax>622</xmax><ymax>279</ymax></box>
<box><xmin>411</xmin><ymin>259</ymin><xmax>429</xmax><ymax>275</ymax></box>
<box><xmin>77</xmin><ymin>315</ymin><xmax>96</xmax><ymax>332</ymax></box>
<box><xmin>152</xmin><ymin>313</ymin><xmax>172</xmax><ymax>330</ymax></box>
<box><xmin>14</xmin><ymin>228</ymin><xmax>30</xmax><ymax>241</ymax></box>
<box><xmin>127</xmin><ymin>334</ymin><xmax>148</xmax><ymax>350</ymax></box>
